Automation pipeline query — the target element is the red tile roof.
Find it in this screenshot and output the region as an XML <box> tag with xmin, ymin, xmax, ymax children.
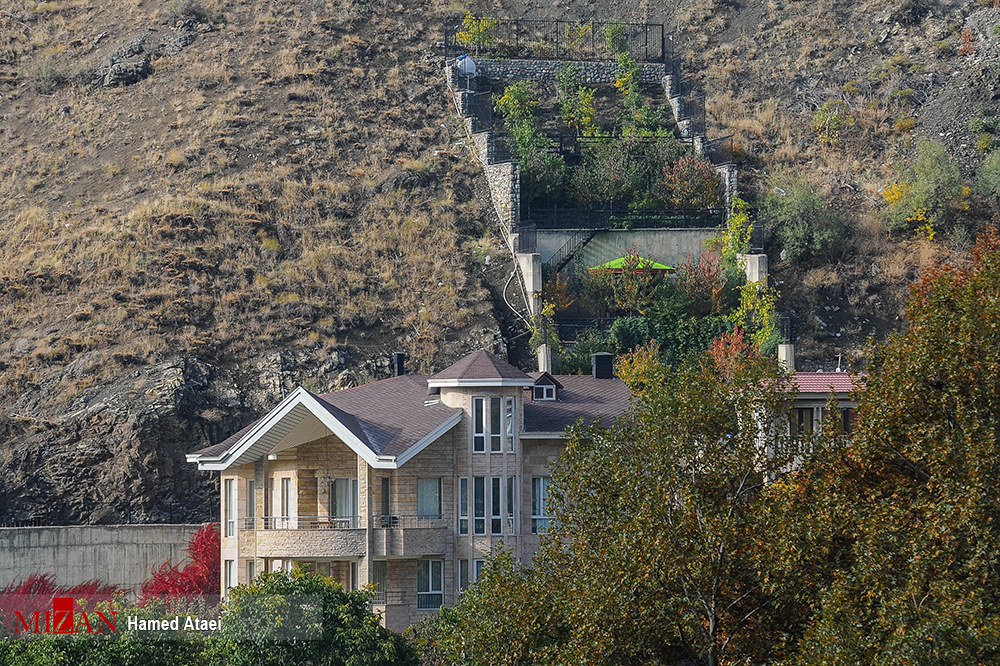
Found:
<box><xmin>791</xmin><ymin>372</ymin><xmax>859</xmax><ymax>394</ymax></box>
<box><xmin>430</xmin><ymin>350</ymin><xmax>532</xmax><ymax>381</ymax></box>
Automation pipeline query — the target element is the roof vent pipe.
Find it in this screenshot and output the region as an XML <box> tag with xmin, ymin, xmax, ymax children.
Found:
<box><xmin>592</xmin><ymin>352</ymin><xmax>614</xmax><ymax>379</ymax></box>
<box><xmin>392</xmin><ymin>352</ymin><xmax>406</xmax><ymax>377</ymax></box>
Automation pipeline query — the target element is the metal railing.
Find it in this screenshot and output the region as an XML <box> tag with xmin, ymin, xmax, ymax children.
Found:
<box><xmin>445</xmin><ymin>18</ymin><xmax>668</xmax><ymax>63</ymax></box>
<box><xmin>705</xmin><ymin>135</ymin><xmax>734</xmax><ymax>166</ymax></box>
<box><xmin>371</xmin><ymin>590</ymin><xmax>408</xmax><ymax>605</ymax></box>
<box><xmin>246</xmin><ymin>516</ymin><xmax>362</xmax><ymax>530</ymax></box>
<box><xmin>524</xmin><ymin>206</ymin><xmax>725</xmax><ymax>230</ymax></box>
<box><xmin>371</xmin><ymin>515</ymin><xmax>449</xmax><ymax>529</ymax></box>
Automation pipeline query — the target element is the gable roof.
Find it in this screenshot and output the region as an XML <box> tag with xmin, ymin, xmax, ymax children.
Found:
<box><xmin>427</xmin><ymin>350</ymin><xmax>534</xmax><ymax>387</ymax></box>
<box><xmin>522</xmin><ymin>374</ymin><xmax>633</xmax><ymax>436</ymax></box>
<box><xmin>791</xmin><ymin>372</ymin><xmax>859</xmax><ymax>395</ymax></box>
<box><xmin>531</xmin><ymin>371</ymin><xmax>564</xmax><ymax>388</ymax></box>
<box><xmin>186</xmin><ymin>376</ymin><xmax>462</xmax><ymax>471</ymax></box>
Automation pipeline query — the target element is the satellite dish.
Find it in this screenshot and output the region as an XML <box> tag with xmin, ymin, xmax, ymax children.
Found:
<box><xmin>456</xmin><ymin>55</ymin><xmax>477</xmax><ymax>78</ymax></box>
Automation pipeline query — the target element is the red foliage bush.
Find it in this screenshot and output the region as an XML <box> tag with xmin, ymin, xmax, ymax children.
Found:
<box><xmin>0</xmin><ymin>573</ymin><xmax>121</xmax><ymax>630</ymax></box>
<box><xmin>140</xmin><ymin>522</ymin><xmax>220</xmax><ymax>603</ymax></box>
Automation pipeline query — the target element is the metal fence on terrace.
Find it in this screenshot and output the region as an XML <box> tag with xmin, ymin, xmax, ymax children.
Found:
<box><xmin>523</xmin><ymin>205</ymin><xmax>725</xmax><ymax>231</ymax></box>
<box><xmin>445</xmin><ymin>18</ymin><xmax>668</xmax><ymax>63</ymax></box>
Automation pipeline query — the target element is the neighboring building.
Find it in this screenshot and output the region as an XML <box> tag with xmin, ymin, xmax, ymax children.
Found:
<box><xmin>187</xmin><ymin>350</ymin><xmax>631</xmax><ymax>632</ymax></box>
<box><xmin>788</xmin><ymin>371</ymin><xmax>858</xmax><ymax>436</ymax></box>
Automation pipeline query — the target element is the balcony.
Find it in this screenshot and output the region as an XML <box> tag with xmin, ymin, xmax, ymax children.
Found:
<box><xmin>371</xmin><ymin>515</ymin><xmax>451</xmax><ymax>558</ymax></box>
<box><xmin>247</xmin><ymin>515</ymin><xmax>365</xmax><ymax>559</ymax></box>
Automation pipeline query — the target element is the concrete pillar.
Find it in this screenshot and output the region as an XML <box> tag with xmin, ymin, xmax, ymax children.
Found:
<box><xmin>516</xmin><ymin>252</ymin><xmax>542</xmax><ymax>316</ymax></box>
<box><xmin>536</xmin><ymin>344</ymin><xmax>552</xmax><ymax>374</ymax></box>
<box><xmin>737</xmin><ymin>253</ymin><xmax>768</xmax><ymax>284</ymax></box>
<box><xmin>778</xmin><ymin>343</ymin><xmax>795</xmax><ymax>373</ymax></box>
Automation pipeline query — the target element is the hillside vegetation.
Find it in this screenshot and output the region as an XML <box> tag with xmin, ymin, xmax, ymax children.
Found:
<box><xmin>2</xmin><ymin>0</ymin><xmax>1000</xmax><ymax>523</ymax></box>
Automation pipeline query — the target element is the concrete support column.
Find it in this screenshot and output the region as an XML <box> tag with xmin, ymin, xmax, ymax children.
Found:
<box><xmin>737</xmin><ymin>253</ymin><xmax>768</xmax><ymax>284</ymax></box>
<box><xmin>516</xmin><ymin>252</ymin><xmax>542</xmax><ymax>316</ymax></box>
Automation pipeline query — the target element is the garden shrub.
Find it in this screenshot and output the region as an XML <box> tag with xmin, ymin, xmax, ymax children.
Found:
<box><xmin>883</xmin><ymin>138</ymin><xmax>962</xmax><ymax>234</ymax></box>
<box><xmin>758</xmin><ymin>173</ymin><xmax>844</xmax><ymax>262</ymax></box>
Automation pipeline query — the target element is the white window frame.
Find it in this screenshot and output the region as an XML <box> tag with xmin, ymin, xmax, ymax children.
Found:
<box><xmin>458</xmin><ymin>477</ymin><xmax>469</xmax><ymax>534</ymax></box>
<box><xmin>490</xmin><ymin>397</ymin><xmax>502</xmax><ymax>452</ymax></box>
<box><xmin>225</xmin><ymin>559</ymin><xmax>235</xmax><ymax>591</ymax></box>
<box><xmin>532</xmin><ymin>476</ymin><xmax>551</xmax><ymax>534</ymax></box>
<box><xmin>417</xmin><ymin>560</ymin><xmax>443</xmax><ymax>610</ymax></box>
<box><xmin>225</xmin><ymin>478</ymin><xmax>235</xmax><ymax>537</ymax></box>
<box><xmin>491</xmin><ymin>476</ymin><xmax>502</xmax><ymax>535</ymax></box>
<box><xmin>330</xmin><ymin>478</ymin><xmax>359</xmax><ymax>528</ymax></box>
<box><xmin>474</xmin><ymin>559</ymin><xmax>485</xmax><ymax>582</ymax></box>
<box><xmin>473</xmin><ymin>397</ymin><xmax>486</xmax><ymax>452</ymax></box>
<box><xmin>473</xmin><ymin>476</ymin><xmax>485</xmax><ymax>535</ymax></box>
<box><xmin>505</xmin><ymin>397</ymin><xmax>515</xmax><ymax>451</ymax></box>
<box><xmin>459</xmin><ymin>559</ymin><xmax>470</xmax><ymax>590</ymax></box>
<box><xmin>281</xmin><ymin>477</ymin><xmax>291</xmax><ymax>527</ymax></box>
<box><xmin>533</xmin><ymin>384</ymin><xmax>555</xmax><ymax>401</ymax></box>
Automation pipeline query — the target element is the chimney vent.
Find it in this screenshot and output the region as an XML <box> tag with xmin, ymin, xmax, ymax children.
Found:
<box><xmin>592</xmin><ymin>352</ymin><xmax>613</xmax><ymax>379</ymax></box>
<box><xmin>392</xmin><ymin>352</ymin><xmax>406</xmax><ymax>377</ymax></box>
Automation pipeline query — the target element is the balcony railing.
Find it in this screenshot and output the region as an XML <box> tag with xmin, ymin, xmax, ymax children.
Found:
<box><xmin>371</xmin><ymin>515</ymin><xmax>449</xmax><ymax>529</ymax></box>
<box><xmin>243</xmin><ymin>516</ymin><xmax>362</xmax><ymax>530</ymax></box>
<box><xmin>371</xmin><ymin>590</ymin><xmax>408</xmax><ymax>605</ymax></box>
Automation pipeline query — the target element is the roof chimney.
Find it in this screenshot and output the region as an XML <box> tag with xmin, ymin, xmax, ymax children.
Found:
<box><xmin>592</xmin><ymin>352</ymin><xmax>613</xmax><ymax>379</ymax></box>
<box><xmin>778</xmin><ymin>343</ymin><xmax>795</xmax><ymax>373</ymax></box>
<box><xmin>392</xmin><ymin>352</ymin><xmax>406</xmax><ymax>377</ymax></box>
<box><xmin>537</xmin><ymin>343</ymin><xmax>552</xmax><ymax>374</ymax></box>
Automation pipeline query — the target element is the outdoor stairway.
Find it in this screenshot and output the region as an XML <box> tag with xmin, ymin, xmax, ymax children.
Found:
<box><xmin>545</xmin><ymin>228</ymin><xmax>599</xmax><ymax>274</ymax></box>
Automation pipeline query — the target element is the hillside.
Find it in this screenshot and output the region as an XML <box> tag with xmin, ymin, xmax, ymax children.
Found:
<box><xmin>2</xmin><ymin>0</ymin><xmax>999</xmax><ymax>524</ymax></box>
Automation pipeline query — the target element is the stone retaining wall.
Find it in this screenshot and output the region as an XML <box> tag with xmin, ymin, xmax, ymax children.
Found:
<box><xmin>475</xmin><ymin>58</ymin><xmax>668</xmax><ymax>84</ymax></box>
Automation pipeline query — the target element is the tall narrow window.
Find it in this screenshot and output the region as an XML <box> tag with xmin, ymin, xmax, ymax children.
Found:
<box><xmin>459</xmin><ymin>559</ymin><xmax>470</xmax><ymax>590</ymax></box>
<box><xmin>417</xmin><ymin>478</ymin><xmax>442</xmax><ymax>520</ymax></box>
<box><xmin>473</xmin><ymin>398</ymin><xmax>485</xmax><ymax>452</ymax></box>
<box><xmin>474</xmin><ymin>559</ymin><xmax>485</xmax><ymax>582</ymax></box>
<box><xmin>505</xmin><ymin>397</ymin><xmax>515</xmax><ymax>451</ymax></box>
<box><xmin>506</xmin><ymin>476</ymin><xmax>515</xmax><ymax>534</ymax></box>
<box><xmin>225</xmin><ymin>560</ymin><xmax>235</xmax><ymax>591</ymax></box>
<box><xmin>350</xmin><ymin>561</ymin><xmax>359</xmax><ymax>591</ymax></box>
<box><xmin>795</xmin><ymin>408</ymin><xmax>814</xmax><ymax>435</ymax></box>
<box><xmin>225</xmin><ymin>479</ymin><xmax>235</xmax><ymax>537</ymax></box>
<box><xmin>490</xmin><ymin>397</ymin><xmax>502</xmax><ymax>452</ymax></box>
<box><xmin>247</xmin><ymin>560</ymin><xmax>255</xmax><ymax>582</ymax></box>
<box><xmin>246</xmin><ymin>479</ymin><xmax>256</xmax><ymax>526</ymax></box>
<box><xmin>491</xmin><ymin>477</ymin><xmax>502</xmax><ymax>534</ymax></box>
<box><xmin>458</xmin><ymin>478</ymin><xmax>469</xmax><ymax>534</ymax></box>
<box><xmin>417</xmin><ymin>560</ymin><xmax>443</xmax><ymax>609</ymax></box>
<box><xmin>330</xmin><ymin>478</ymin><xmax>359</xmax><ymax>528</ymax></box>
<box><xmin>372</xmin><ymin>561</ymin><xmax>387</xmax><ymax>603</ymax></box>
<box><xmin>381</xmin><ymin>477</ymin><xmax>391</xmax><ymax>516</ymax></box>
<box><xmin>532</xmin><ymin>476</ymin><xmax>551</xmax><ymax>534</ymax></box>
<box><xmin>267</xmin><ymin>478</ymin><xmax>273</xmax><ymax>518</ymax></box>
<box><xmin>473</xmin><ymin>476</ymin><xmax>485</xmax><ymax>535</ymax></box>
<box><xmin>281</xmin><ymin>477</ymin><xmax>291</xmax><ymax>527</ymax></box>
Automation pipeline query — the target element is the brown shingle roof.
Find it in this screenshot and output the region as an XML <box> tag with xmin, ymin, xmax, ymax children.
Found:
<box><xmin>188</xmin><ymin>376</ymin><xmax>460</xmax><ymax>461</ymax></box>
<box><xmin>523</xmin><ymin>374</ymin><xmax>633</xmax><ymax>433</ymax></box>
<box><xmin>430</xmin><ymin>350</ymin><xmax>531</xmax><ymax>382</ymax></box>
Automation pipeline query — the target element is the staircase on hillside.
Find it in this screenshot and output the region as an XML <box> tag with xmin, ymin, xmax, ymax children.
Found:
<box><xmin>545</xmin><ymin>228</ymin><xmax>600</xmax><ymax>274</ymax></box>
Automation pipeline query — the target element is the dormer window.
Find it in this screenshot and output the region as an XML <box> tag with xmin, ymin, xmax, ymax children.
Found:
<box><xmin>533</xmin><ymin>385</ymin><xmax>555</xmax><ymax>400</ymax></box>
<box><xmin>533</xmin><ymin>376</ymin><xmax>557</xmax><ymax>401</ymax></box>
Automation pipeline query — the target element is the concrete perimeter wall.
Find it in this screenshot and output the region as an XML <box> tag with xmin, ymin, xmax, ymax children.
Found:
<box><xmin>0</xmin><ymin>524</ymin><xmax>203</xmax><ymax>594</ymax></box>
<box><xmin>536</xmin><ymin>227</ymin><xmax>721</xmax><ymax>269</ymax></box>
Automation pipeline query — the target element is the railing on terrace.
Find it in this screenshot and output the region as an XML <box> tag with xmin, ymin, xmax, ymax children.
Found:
<box><xmin>371</xmin><ymin>515</ymin><xmax>449</xmax><ymax>529</ymax></box>
<box><xmin>556</xmin><ymin>318</ymin><xmax>618</xmax><ymax>340</ymax></box>
<box><xmin>445</xmin><ymin>18</ymin><xmax>667</xmax><ymax>63</ymax></box>
<box><xmin>496</xmin><ymin>131</ymin><xmax>687</xmax><ymax>162</ymax></box>
<box><xmin>246</xmin><ymin>516</ymin><xmax>361</xmax><ymax>530</ymax></box>
<box><xmin>705</xmin><ymin>135</ymin><xmax>734</xmax><ymax>166</ymax></box>
<box><xmin>371</xmin><ymin>590</ymin><xmax>408</xmax><ymax>605</ymax></box>
<box><xmin>523</xmin><ymin>206</ymin><xmax>725</xmax><ymax>230</ymax></box>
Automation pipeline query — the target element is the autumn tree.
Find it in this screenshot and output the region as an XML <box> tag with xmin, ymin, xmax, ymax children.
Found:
<box><xmin>764</xmin><ymin>229</ymin><xmax>1000</xmax><ymax>664</ymax></box>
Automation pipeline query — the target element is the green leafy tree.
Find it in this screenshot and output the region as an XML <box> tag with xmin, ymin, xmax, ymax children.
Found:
<box><xmin>495</xmin><ymin>82</ymin><xmax>567</xmax><ymax>208</ymax></box>
<box><xmin>765</xmin><ymin>229</ymin><xmax>1000</xmax><ymax>664</ymax></box>
<box><xmin>884</xmin><ymin>137</ymin><xmax>962</xmax><ymax>234</ymax></box>
<box><xmin>207</xmin><ymin>568</ymin><xmax>417</xmax><ymax>666</ymax></box>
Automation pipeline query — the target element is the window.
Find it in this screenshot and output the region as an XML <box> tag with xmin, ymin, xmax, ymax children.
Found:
<box><xmin>794</xmin><ymin>408</ymin><xmax>815</xmax><ymax>434</ymax></box>
<box><xmin>417</xmin><ymin>478</ymin><xmax>442</xmax><ymax>519</ymax></box>
<box><xmin>842</xmin><ymin>408</ymin><xmax>855</xmax><ymax>435</ymax></box>
<box><xmin>532</xmin><ymin>477</ymin><xmax>551</xmax><ymax>534</ymax></box>
<box><xmin>225</xmin><ymin>559</ymin><xmax>235</xmax><ymax>590</ymax></box>
<box><xmin>246</xmin><ymin>479</ymin><xmax>256</xmax><ymax>521</ymax></box>
<box><xmin>417</xmin><ymin>560</ymin><xmax>443</xmax><ymax>609</ymax></box>
<box><xmin>372</xmin><ymin>561</ymin><xmax>387</xmax><ymax>603</ymax></box>
<box><xmin>350</xmin><ymin>561</ymin><xmax>359</xmax><ymax>591</ymax></box>
<box><xmin>491</xmin><ymin>477</ymin><xmax>502</xmax><ymax>534</ymax></box>
<box><xmin>473</xmin><ymin>476</ymin><xmax>485</xmax><ymax>534</ymax></box>
<box><xmin>225</xmin><ymin>479</ymin><xmax>235</xmax><ymax>537</ymax></box>
<box><xmin>458</xmin><ymin>478</ymin><xmax>469</xmax><ymax>534</ymax></box>
<box><xmin>247</xmin><ymin>560</ymin><xmax>255</xmax><ymax>582</ymax></box>
<box><xmin>330</xmin><ymin>478</ymin><xmax>359</xmax><ymax>528</ymax></box>
<box><xmin>267</xmin><ymin>478</ymin><xmax>273</xmax><ymax>517</ymax></box>
<box><xmin>280</xmin><ymin>478</ymin><xmax>291</xmax><ymax>524</ymax></box>
<box><xmin>505</xmin><ymin>397</ymin><xmax>515</xmax><ymax>451</ymax></box>
<box><xmin>474</xmin><ymin>559</ymin><xmax>485</xmax><ymax>582</ymax></box>
<box><xmin>459</xmin><ymin>559</ymin><xmax>470</xmax><ymax>590</ymax></box>
<box><xmin>473</xmin><ymin>398</ymin><xmax>485</xmax><ymax>452</ymax></box>
<box><xmin>506</xmin><ymin>476</ymin><xmax>515</xmax><ymax>534</ymax></box>
<box><xmin>490</xmin><ymin>397</ymin><xmax>502</xmax><ymax>452</ymax></box>
<box><xmin>533</xmin><ymin>384</ymin><xmax>555</xmax><ymax>401</ymax></box>
<box><xmin>381</xmin><ymin>477</ymin><xmax>391</xmax><ymax>517</ymax></box>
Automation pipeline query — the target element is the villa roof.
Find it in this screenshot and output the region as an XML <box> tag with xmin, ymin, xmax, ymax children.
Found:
<box><xmin>523</xmin><ymin>373</ymin><xmax>632</xmax><ymax>434</ymax></box>
<box><xmin>428</xmin><ymin>350</ymin><xmax>533</xmax><ymax>383</ymax></box>
<box><xmin>791</xmin><ymin>372</ymin><xmax>859</xmax><ymax>395</ymax></box>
